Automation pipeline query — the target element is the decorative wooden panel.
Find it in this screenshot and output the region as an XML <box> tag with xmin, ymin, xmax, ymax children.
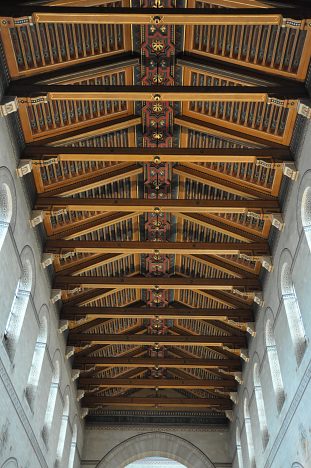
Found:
<box><xmin>181</xmin><ymin>66</ymin><xmax>297</xmax><ymax>144</ymax></box>
<box><xmin>18</xmin><ymin>67</ymin><xmax>134</xmax><ymax>142</ymax></box>
<box><xmin>0</xmin><ymin>1</ymin><xmax>131</xmax><ymax>78</ymax></box>
<box><xmin>184</xmin><ymin>0</ymin><xmax>311</xmax><ymax>80</ymax></box>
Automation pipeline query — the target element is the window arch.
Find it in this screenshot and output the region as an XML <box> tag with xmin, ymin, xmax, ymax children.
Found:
<box><xmin>280</xmin><ymin>262</ymin><xmax>306</xmax><ymax>362</ymax></box>
<box><xmin>236</xmin><ymin>423</ymin><xmax>244</xmax><ymax>468</ymax></box>
<box><xmin>68</xmin><ymin>423</ymin><xmax>77</xmax><ymax>468</ymax></box>
<box><xmin>243</xmin><ymin>396</ymin><xmax>256</xmax><ymax>468</ymax></box>
<box><xmin>55</xmin><ymin>393</ymin><xmax>70</xmax><ymax>466</ymax></box>
<box><xmin>0</xmin><ymin>182</ymin><xmax>12</xmax><ymax>251</ymax></box>
<box><xmin>4</xmin><ymin>258</ymin><xmax>33</xmax><ymax>360</ymax></box>
<box><xmin>42</xmin><ymin>358</ymin><xmax>60</xmax><ymax>445</ymax></box>
<box><xmin>301</xmin><ymin>186</ymin><xmax>311</xmax><ymax>250</ymax></box>
<box><xmin>253</xmin><ymin>362</ymin><xmax>269</xmax><ymax>448</ymax></box>
<box><xmin>265</xmin><ymin>318</ymin><xmax>285</xmax><ymax>412</ymax></box>
<box><xmin>25</xmin><ymin>311</ymin><xmax>48</xmax><ymax>407</ymax></box>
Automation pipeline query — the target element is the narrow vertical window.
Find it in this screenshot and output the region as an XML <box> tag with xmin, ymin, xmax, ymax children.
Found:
<box><xmin>281</xmin><ymin>263</ymin><xmax>306</xmax><ymax>362</ymax></box>
<box><xmin>42</xmin><ymin>360</ymin><xmax>60</xmax><ymax>445</ymax></box>
<box><xmin>55</xmin><ymin>394</ymin><xmax>70</xmax><ymax>466</ymax></box>
<box><xmin>243</xmin><ymin>397</ymin><xmax>256</xmax><ymax>468</ymax></box>
<box><xmin>4</xmin><ymin>259</ymin><xmax>32</xmax><ymax>360</ymax></box>
<box><xmin>253</xmin><ymin>363</ymin><xmax>269</xmax><ymax>448</ymax></box>
<box><xmin>265</xmin><ymin>318</ymin><xmax>285</xmax><ymax>411</ymax></box>
<box><xmin>25</xmin><ymin>314</ymin><xmax>48</xmax><ymax>407</ymax></box>
<box><xmin>68</xmin><ymin>424</ymin><xmax>77</xmax><ymax>468</ymax></box>
<box><xmin>0</xmin><ymin>182</ymin><xmax>12</xmax><ymax>251</ymax></box>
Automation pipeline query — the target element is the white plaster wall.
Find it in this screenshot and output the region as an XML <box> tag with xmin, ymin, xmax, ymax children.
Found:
<box><xmin>0</xmin><ymin>113</ymin><xmax>84</xmax><ymax>467</ymax></box>
<box><xmin>81</xmin><ymin>427</ymin><xmax>231</xmax><ymax>468</ymax></box>
<box><xmin>230</xmin><ymin>120</ymin><xmax>311</xmax><ymax>468</ymax></box>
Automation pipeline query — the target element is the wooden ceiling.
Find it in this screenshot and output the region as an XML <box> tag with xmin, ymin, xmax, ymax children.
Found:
<box><xmin>1</xmin><ymin>0</ymin><xmax>310</xmax><ymax>426</ymax></box>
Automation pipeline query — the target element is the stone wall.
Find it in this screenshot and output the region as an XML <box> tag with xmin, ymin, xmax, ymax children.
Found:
<box><xmin>81</xmin><ymin>426</ymin><xmax>231</xmax><ymax>468</ymax></box>
<box><xmin>230</xmin><ymin>120</ymin><xmax>311</xmax><ymax>468</ymax></box>
<box><xmin>0</xmin><ymin>114</ymin><xmax>84</xmax><ymax>468</ymax></box>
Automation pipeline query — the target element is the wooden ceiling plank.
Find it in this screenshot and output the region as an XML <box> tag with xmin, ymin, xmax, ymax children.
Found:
<box><xmin>2</xmin><ymin>6</ymin><xmax>310</xmax><ymax>26</ymax></box>
<box><xmin>184</xmin><ymin>254</ymin><xmax>258</xmax><ymax>278</ymax></box>
<box><xmin>36</xmin><ymin>196</ymin><xmax>280</xmax><ymax>213</ymax></box>
<box><xmin>61</xmin><ymin>306</ymin><xmax>253</xmax><ymax>321</ymax></box>
<box><xmin>23</xmin><ymin>145</ymin><xmax>292</xmax><ymax>163</ymax></box>
<box><xmin>54</xmin><ymin>274</ymin><xmax>261</xmax><ymax>290</ymax></box>
<box><xmin>174</xmin><ymin>163</ymin><xmax>277</xmax><ymax>198</ymax></box>
<box><xmin>177</xmin><ymin>212</ymin><xmax>268</xmax><ymax>241</ymax></box>
<box><xmin>175</xmin><ymin>115</ymin><xmax>288</xmax><ymax>148</ymax></box>
<box><xmin>49</xmin><ymin>212</ymin><xmax>138</xmax><ymax>240</ymax></box>
<box><xmin>40</xmin><ymin>163</ymin><xmax>141</xmax><ymax>197</ymax></box>
<box><xmin>68</xmin><ymin>333</ymin><xmax>247</xmax><ymax>347</ymax></box>
<box><xmin>58</xmin><ymin>253</ymin><xmax>130</xmax><ymax>276</ymax></box>
<box><xmin>73</xmin><ymin>356</ymin><xmax>241</xmax><ymax>369</ymax></box>
<box><xmin>8</xmin><ymin>83</ymin><xmax>308</xmax><ymax>101</ymax></box>
<box><xmin>81</xmin><ymin>396</ymin><xmax>232</xmax><ymax>409</ymax></box>
<box><xmin>78</xmin><ymin>377</ymin><xmax>237</xmax><ymax>389</ymax></box>
<box><xmin>46</xmin><ymin>239</ymin><xmax>269</xmax><ymax>255</ymax></box>
<box><xmin>28</xmin><ymin>115</ymin><xmax>141</xmax><ymax>146</ymax></box>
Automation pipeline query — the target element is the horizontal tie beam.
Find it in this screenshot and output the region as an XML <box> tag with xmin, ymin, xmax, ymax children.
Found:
<box><xmin>23</xmin><ymin>146</ymin><xmax>292</xmax><ymax>164</ymax></box>
<box><xmin>1</xmin><ymin>7</ymin><xmax>311</xmax><ymax>25</ymax></box>
<box><xmin>78</xmin><ymin>378</ymin><xmax>237</xmax><ymax>389</ymax></box>
<box><xmin>81</xmin><ymin>396</ymin><xmax>233</xmax><ymax>409</ymax></box>
<box><xmin>61</xmin><ymin>306</ymin><xmax>253</xmax><ymax>321</ymax></box>
<box><xmin>8</xmin><ymin>84</ymin><xmax>308</xmax><ymax>102</ymax></box>
<box><xmin>68</xmin><ymin>333</ymin><xmax>247</xmax><ymax>347</ymax></box>
<box><xmin>36</xmin><ymin>197</ymin><xmax>280</xmax><ymax>213</ymax></box>
<box><xmin>54</xmin><ymin>275</ymin><xmax>261</xmax><ymax>290</ymax></box>
<box><xmin>54</xmin><ymin>275</ymin><xmax>260</xmax><ymax>290</ymax></box>
<box><xmin>74</xmin><ymin>356</ymin><xmax>241</xmax><ymax>369</ymax></box>
<box><xmin>47</xmin><ymin>240</ymin><xmax>269</xmax><ymax>255</ymax></box>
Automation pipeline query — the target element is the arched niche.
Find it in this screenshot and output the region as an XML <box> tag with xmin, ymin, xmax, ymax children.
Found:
<box><xmin>1</xmin><ymin>459</ymin><xmax>18</xmax><ymax>468</ymax></box>
<box><xmin>96</xmin><ymin>432</ymin><xmax>216</xmax><ymax>468</ymax></box>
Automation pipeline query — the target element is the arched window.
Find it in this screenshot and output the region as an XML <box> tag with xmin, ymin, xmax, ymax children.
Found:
<box><xmin>68</xmin><ymin>423</ymin><xmax>77</xmax><ymax>468</ymax></box>
<box><xmin>4</xmin><ymin>259</ymin><xmax>33</xmax><ymax>360</ymax></box>
<box><xmin>236</xmin><ymin>424</ymin><xmax>244</xmax><ymax>468</ymax></box>
<box><xmin>280</xmin><ymin>263</ymin><xmax>306</xmax><ymax>362</ymax></box>
<box><xmin>265</xmin><ymin>318</ymin><xmax>285</xmax><ymax>412</ymax></box>
<box><xmin>301</xmin><ymin>186</ymin><xmax>311</xmax><ymax>250</ymax></box>
<box><xmin>0</xmin><ymin>182</ymin><xmax>12</xmax><ymax>251</ymax></box>
<box><xmin>25</xmin><ymin>313</ymin><xmax>48</xmax><ymax>407</ymax></box>
<box><xmin>42</xmin><ymin>359</ymin><xmax>60</xmax><ymax>445</ymax></box>
<box><xmin>243</xmin><ymin>397</ymin><xmax>256</xmax><ymax>468</ymax></box>
<box><xmin>253</xmin><ymin>363</ymin><xmax>269</xmax><ymax>448</ymax></box>
<box><xmin>55</xmin><ymin>394</ymin><xmax>70</xmax><ymax>466</ymax></box>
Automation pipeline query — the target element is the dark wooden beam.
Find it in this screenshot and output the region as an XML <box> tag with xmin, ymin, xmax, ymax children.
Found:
<box><xmin>73</xmin><ymin>356</ymin><xmax>241</xmax><ymax>370</ymax></box>
<box><xmin>54</xmin><ymin>275</ymin><xmax>261</xmax><ymax>290</ymax></box>
<box><xmin>47</xmin><ymin>239</ymin><xmax>269</xmax><ymax>255</ymax></box>
<box><xmin>23</xmin><ymin>146</ymin><xmax>292</xmax><ymax>163</ymax></box>
<box><xmin>82</xmin><ymin>396</ymin><xmax>232</xmax><ymax>409</ymax></box>
<box><xmin>1</xmin><ymin>6</ymin><xmax>310</xmax><ymax>24</ymax></box>
<box><xmin>78</xmin><ymin>377</ymin><xmax>237</xmax><ymax>389</ymax></box>
<box><xmin>8</xmin><ymin>84</ymin><xmax>308</xmax><ymax>100</ymax></box>
<box><xmin>68</xmin><ymin>333</ymin><xmax>247</xmax><ymax>347</ymax></box>
<box><xmin>61</xmin><ymin>305</ymin><xmax>253</xmax><ymax>321</ymax></box>
<box><xmin>37</xmin><ymin>197</ymin><xmax>280</xmax><ymax>213</ymax></box>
